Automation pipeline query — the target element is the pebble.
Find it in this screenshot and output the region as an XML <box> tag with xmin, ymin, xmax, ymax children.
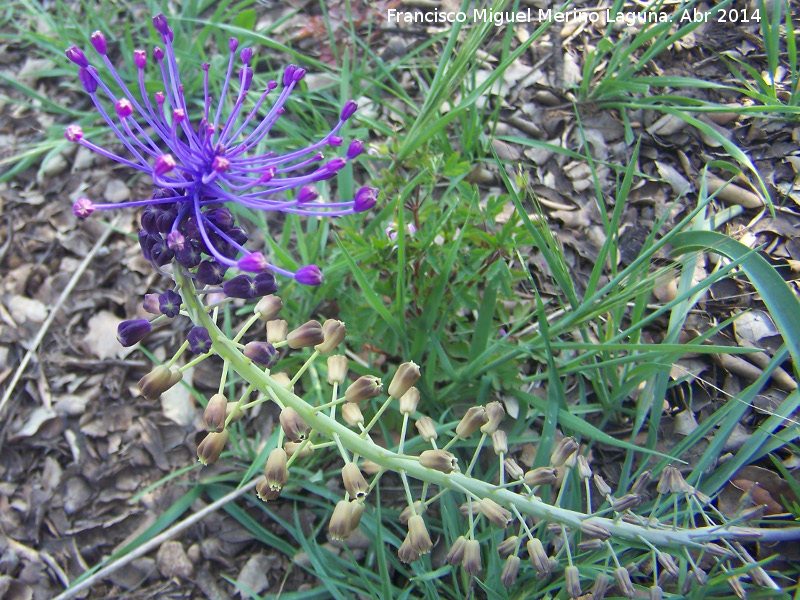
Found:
<box><xmin>104</xmin><ymin>178</ymin><xmax>131</xmax><ymax>203</ymax></box>
<box><xmin>156</xmin><ymin>540</ymin><xmax>194</xmax><ymax>579</ymax></box>
<box><xmin>72</xmin><ymin>146</ymin><xmax>95</xmax><ymax>171</ymax></box>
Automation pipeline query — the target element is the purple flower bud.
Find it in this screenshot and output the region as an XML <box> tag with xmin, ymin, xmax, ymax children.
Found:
<box><xmin>227</xmin><ymin>227</ymin><xmax>248</xmax><ymax>246</ymax></box>
<box><xmin>340</xmin><ymin>100</ymin><xmax>358</xmax><ymax>120</ymax></box>
<box><xmin>240</xmin><ymin>66</ymin><xmax>253</xmax><ymax>90</ymax></box>
<box><xmin>296</xmin><ymin>265</ymin><xmax>323</xmax><ymax>286</ymax></box>
<box><xmin>66</xmin><ymin>46</ymin><xmax>88</xmax><ymax>68</ymax></box>
<box><xmin>152</xmin><ymin>14</ymin><xmax>170</xmax><ymax>35</ymax></box>
<box><xmin>297</xmin><ymin>186</ymin><xmax>318</xmax><ymax>204</ymax></box>
<box><xmin>175</xmin><ymin>243</ymin><xmax>202</xmax><ymax>268</ymax></box>
<box><xmin>228</xmin><ymin>37</ymin><xmax>239</xmax><ymax>52</ymax></box>
<box><xmin>134</xmin><ymin>49</ymin><xmax>146</xmax><ymax>68</ymax></box>
<box><xmin>167</xmin><ymin>230</ymin><xmax>185</xmax><ymax>251</ymax></box>
<box><xmin>268</xmin><ymin>80</ymin><xmax>278</xmax><ymax>90</ymax></box>
<box><xmin>153</xmin><ymin>46</ymin><xmax>164</xmax><ymax>62</ymax></box>
<box><xmin>78</xmin><ymin>68</ymin><xmax>97</xmax><ymax>93</ymax></box>
<box><xmin>241</xmin><ymin>47</ymin><xmax>253</xmax><ymax>64</ymax></box>
<box><xmin>293</xmin><ymin>68</ymin><xmax>306</xmax><ymax>82</ymax></box>
<box><xmin>212</xmin><ymin>156</ymin><xmax>230</xmax><ymax>173</ymax></box>
<box><xmin>138</xmin><ymin>230</ymin><xmax>153</xmax><ymax>260</ymax></box>
<box><xmin>65</xmin><ymin>125</ymin><xmax>83</xmax><ymax>142</ymax></box>
<box><xmin>155</xmin><ymin>91</ymin><xmax>165</xmax><ymax>104</ymax></box>
<box><xmin>115</xmin><ymin>99</ymin><xmax>133</xmax><ymax>118</ymax></box>
<box><xmin>206</xmin><ymin>208</ymin><xmax>234</xmax><ymax>229</ymax></box>
<box><xmin>154</xmin><ymin>154</ymin><xmax>176</xmax><ymax>176</ymax></box>
<box><xmin>354</xmin><ymin>186</ymin><xmax>378</xmax><ymax>212</ymax></box>
<box><xmin>283</xmin><ymin>65</ymin><xmax>297</xmax><ymax>86</ymax></box>
<box><xmin>346</xmin><ymin>140</ymin><xmax>364</xmax><ymax>160</ymax></box>
<box><xmin>237</xmin><ymin>252</ymin><xmax>269</xmax><ymax>273</ymax></box>
<box><xmin>142</xmin><ymin>293</ymin><xmax>160</xmax><ymax>314</ymax></box>
<box><xmin>222</xmin><ymin>274</ymin><xmax>256</xmax><ymax>299</ymax></box>
<box><xmin>173</xmin><ymin>109</ymin><xmax>185</xmax><ymax>123</ymax></box>
<box><xmin>244</xmin><ymin>341</ymin><xmax>278</xmax><ymax>368</ymax></box>
<box><xmin>90</xmin><ymin>31</ymin><xmax>107</xmax><ymax>55</ymax></box>
<box><xmin>149</xmin><ymin>241</ymin><xmax>174</xmax><ymax>266</ymax></box>
<box><xmin>328</xmin><ymin>136</ymin><xmax>343</xmax><ymax>147</ymax></box>
<box><xmin>73</xmin><ymin>198</ymin><xmax>95</xmax><ymax>218</ymax></box>
<box><xmin>253</xmin><ymin>272</ymin><xmax>278</xmax><ymax>296</ymax></box>
<box><xmin>117</xmin><ymin>319</ymin><xmax>151</xmax><ymax>347</ymax></box>
<box><xmin>259</xmin><ymin>167</ymin><xmax>276</xmax><ymax>183</ymax></box>
<box><xmin>158</xmin><ymin>289</ymin><xmax>182</xmax><ymax>318</ymax></box>
<box><xmin>188</xmin><ymin>326</ymin><xmax>212</xmax><ymax>354</ymax></box>
<box><xmin>196</xmin><ymin>260</ymin><xmax>227</xmax><ymax>285</ymax></box>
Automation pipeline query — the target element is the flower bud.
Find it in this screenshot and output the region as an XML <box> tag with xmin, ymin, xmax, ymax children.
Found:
<box><xmin>504</xmin><ymin>457</ymin><xmax>524</xmax><ymax>481</ymax></box>
<box><xmin>255</xmin><ymin>295</ymin><xmax>282</xmax><ymax>320</ymax></box>
<box><xmin>398</xmin><ymin>502</ymin><xmax>424</xmax><ymax>525</ymax></box>
<box><xmin>341</xmin><ymin>402</ymin><xmax>364</xmax><ymax>427</ymax></box>
<box><xmin>327</xmin><ymin>355</ymin><xmax>348</xmax><ymax>385</ymax></box>
<box><xmin>256</xmin><ymin>476</ymin><xmax>280</xmax><ymax>501</ymax></box>
<box><xmin>244</xmin><ymin>341</ymin><xmax>278</xmax><ymax>368</ymax></box>
<box><xmin>204</xmin><ymin>393</ymin><xmax>227</xmax><ymax>432</ymax></box>
<box><xmin>481</xmin><ymin>401</ymin><xmax>505</xmax><ymax>434</ymax></box>
<box><xmin>462</xmin><ymin>539</ymin><xmax>481</xmax><ymax>575</ymax></box>
<box><xmin>577</xmin><ymin>455</ymin><xmax>592</xmax><ymax>480</ymax></box>
<box><xmin>284</xmin><ymin>441</ymin><xmax>313</xmax><ymax>458</ymax></box>
<box><xmin>631</xmin><ymin>470</ymin><xmax>652</xmax><ymax>496</ymax></box>
<box><xmin>72</xmin><ymin>197</ymin><xmax>94</xmax><ymax>217</ymax></box>
<box><xmin>264</xmin><ymin>447</ymin><xmax>289</xmax><ymax>493</ymax></box>
<box><xmin>497</xmin><ymin>536</ymin><xmax>519</xmax><ymax>559</ymax></box>
<box><xmin>266</xmin><ymin>319</ymin><xmax>288</xmax><ymax>344</ymax></box>
<box><xmin>398</xmin><ymin>387</ymin><xmax>420</xmax><ymax>415</ymax></box>
<box><xmin>360</xmin><ymin>460</ymin><xmax>381</xmax><ymax>475</ymax></box>
<box><xmin>279</xmin><ymin>406</ymin><xmax>309</xmax><ymax>442</ymax></box>
<box><xmin>138</xmin><ymin>365</ymin><xmax>182</xmax><ymax>400</ymax></box>
<box><xmin>271</xmin><ymin>372</ymin><xmax>294</xmax><ymax>393</ymax></box>
<box><xmin>415</xmin><ymin>416</ymin><xmax>437</xmax><ymax>442</ymax></box>
<box><xmin>579</xmin><ymin>521</ymin><xmax>611</xmax><ymax>541</ymax></box>
<box><xmin>295</xmin><ymin>264</ymin><xmax>323</xmax><ymax>286</ymax></box>
<box><xmin>226</xmin><ymin>402</ymin><xmax>244</xmax><ymax>423</ymax></box>
<box><xmin>649</xmin><ymin>585</ymin><xmax>663</xmax><ymax>600</ymax></box>
<box><xmin>342</xmin><ymin>462</ymin><xmax>369</xmax><ymax>500</ymax></box>
<box><xmin>657</xmin><ymin>465</ymin><xmax>692</xmax><ymax>495</ymax></box>
<box><xmin>614</xmin><ymin>567</ymin><xmax>635</xmax><ymax>599</ymax></box>
<box><xmin>478</xmin><ymin>498</ymin><xmax>512</xmax><ymax>528</ymax></box>
<box><xmin>445</xmin><ymin>535</ymin><xmax>466</xmax><ymax>565</ymax></box>
<box><xmin>492</xmin><ymin>430</ymin><xmax>508</xmax><ymax>455</ymax></box>
<box><xmin>455</xmin><ymin>406</ymin><xmax>488</xmax><ymax>438</ymax></box>
<box><xmin>526</xmin><ymin>538</ymin><xmax>550</xmax><ymax>574</ymax></box>
<box><xmin>459</xmin><ymin>501</ymin><xmax>480</xmax><ymax>519</ymax></box>
<box><xmin>348</xmin><ymin>499</ymin><xmax>365</xmax><ymax>531</ymax></box>
<box><xmin>187</xmin><ymin>326</ymin><xmax>212</xmax><ymax>355</ymax></box>
<box><xmin>117</xmin><ymin>318</ymin><xmax>151</xmax><ymax>347</ymax></box>
<box><xmin>591</xmin><ymin>573</ymin><xmax>610</xmax><ymax>599</ymax></box>
<box><xmin>388</xmin><ymin>362</ymin><xmax>421</xmax><ymax>399</ymax></box>
<box><xmin>594</xmin><ymin>473</ymin><xmax>612</xmax><ymax>496</ymax></box>
<box><xmin>611</xmin><ymin>493</ymin><xmax>641</xmax><ymax>512</ymax></box>
<box><xmin>197</xmin><ymin>430</ymin><xmax>228</xmax><ymax>465</ymax></box>
<box><xmin>287</xmin><ymin>320</ymin><xmax>325</xmax><ymax>349</ymax></box>
<box><xmin>419</xmin><ymin>449</ymin><xmax>457</xmax><ymax>473</ymax></box>
<box><xmin>345</xmin><ymin>375</ymin><xmax>382</xmax><ymax>403</ymax></box>
<box><xmin>550</xmin><ymin>436</ymin><xmax>579</xmax><ymax>467</ymax></box>
<box><xmin>565</xmin><ymin>565</ymin><xmax>581</xmax><ymax>598</ymax></box>
<box><xmin>524</xmin><ymin>467</ymin><xmax>557</xmax><ymax>487</ymax></box>
<box><xmin>657</xmin><ymin>552</ymin><xmax>680</xmax><ymax>577</ymax></box>
<box><xmin>501</xmin><ymin>555</ymin><xmax>520</xmax><ymax>587</ymax></box>
<box><xmin>397</xmin><ymin>537</ymin><xmax>418</xmax><ymax>564</ymax></box>
<box><xmin>406</xmin><ymin>515</ymin><xmax>432</xmax><ymax>555</ymax></box>
<box><xmin>315</xmin><ymin>319</ymin><xmax>346</xmax><ymax>354</ymax></box>
<box><xmin>577</xmin><ymin>538</ymin><xmax>603</xmax><ymax>552</ymax></box>
<box><xmin>329</xmin><ymin>500</ymin><xmax>353</xmax><ymax>541</ymax></box>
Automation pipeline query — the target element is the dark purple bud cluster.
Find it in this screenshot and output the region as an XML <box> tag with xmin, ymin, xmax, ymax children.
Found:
<box><xmin>65</xmin><ymin>15</ymin><xmax>379</xmax><ymax>286</ymax></box>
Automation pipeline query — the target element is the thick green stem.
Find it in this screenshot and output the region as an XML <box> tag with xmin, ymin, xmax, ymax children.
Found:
<box><xmin>177</xmin><ymin>271</ymin><xmax>794</xmax><ymax>551</ymax></box>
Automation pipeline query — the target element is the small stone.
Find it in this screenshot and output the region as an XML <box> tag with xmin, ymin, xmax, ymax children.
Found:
<box><xmin>156</xmin><ymin>540</ymin><xmax>193</xmax><ymax>579</ymax></box>
<box><xmin>72</xmin><ymin>146</ymin><xmax>95</xmax><ymax>170</ymax></box>
<box><xmin>39</xmin><ymin>153</ymin><xmax>68</xmax><ymax>180</ymax></box>
<box><xmin>104</xmin><ymin>178</ymin><xmax>131</xmax><ymax>203</ymax></box>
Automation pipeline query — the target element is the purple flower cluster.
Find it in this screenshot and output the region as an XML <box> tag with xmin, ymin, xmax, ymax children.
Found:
<box><xmin>65</xmin><ymin>14</ymin><xmax>378</xmax><ymax>286</ymax></box>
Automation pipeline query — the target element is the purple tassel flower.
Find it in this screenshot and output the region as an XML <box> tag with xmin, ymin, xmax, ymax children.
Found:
<box><xmin>117</xmin><ymin>319</ymin><xmax>152</xmax><ymax>347</ymax></box>
<box><xmin>65</xmin><ymin>15</ymin><xmax>378</xmax><ymax>286</ymax></box>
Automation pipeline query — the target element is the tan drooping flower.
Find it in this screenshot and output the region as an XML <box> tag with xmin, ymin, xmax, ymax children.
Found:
<box><xmin>462</xmin><ymin>539</ymin><xmax>481</xmax><ymax>575</ymax></box>
<box><xmin>138</xmin><ymin>365</ymin><xmax>182</xmax><ymax>400</ymax></box>
<box><xmin>315</xmin><ymin>319</ymin><xmax>346</xmax><ymax>354</ymax></box>
<box><xmin>266</xmin><ymin>319</ymin><xmax>288</xmax><ymax>344</ymax></box>
<box><xmin>197</xmin><ymin>430</ymin><xmax>228</xmax><ymax>465</ymax></box>
<box><xmin>327</xmin><ymin>355</ymin><xmax>348</xmax><ymax>385</ymax></box>
<box><xmin>341</xmin><ymin>462</ymin><xmax>369</xmax><ymax>499</ymax></box>
<box><xmin>419</xmin><ymin>449</ymin><xmax>458</xmax><ymax>473</ymax></box>
<box><xmin>415</xmin><ymin>416</ymin><xmax>438</xmax><ymax>442</ymax></box>
<box><xmin>387</xmin><ymin>361</ymin><xmax>421</xmax><ymax>399</ymax></box>
<box><xmin>254</xmin><ymin>294</ymin><xmax>282</xmax><ymax>321</ymax></box>
<box><xmin>345</xmin><ymin>375</ymin><xmax>383</xmax><ymax>403</ymax></box>
<box><xmin>406</xmin><ymin>515</ymin><xmax>433</xmax><ymax>556</ymax></box>
<box><xmin>264</xmin><ymin>448</ymin><xmax>289</xmax><ymax>493</ymax></box>
<box><xmin>478</xmin><ymin>498</ymin><xmax>513</xmax><ymax>528</ymax></box>
<box><xmin>329</xmin><ymin>500</ymin><xmax>354</xmax><ymax>541</ymax></box>
<box><xmin>455</xmin><ymin>406</ymin><xmax>488</xmax><ymax>438</ymax></box>
<box><xmin>445</xmin><ymin>535</ymin><xmax>467</xmax><ymax>565</ymax></box>
<box><xmin>501</xmin><ymin>555</ymin><xmax>520</xmax><ymax>587</ymax></box>
<box><xmin>287</xmin><ymin>320</ymin><xmax>325</xmax><ymax>349</ymax></box>
<box><xmin>550</xmin><ymin>436</ymin><xmax>579</xmax><ymax>467</ymax></box>
<box><xmin>398</xmin><ymin>386</ymin><xmax>420</xmax><ymax>415</ymax></box>
<box><xmin>204</xmin><ymin>393</ymin><xmax>227</xmax><ymax>432</ymax></box>
<box><xmin>481</xmin><ymin>401</ymin><xmax>505</xmax><ymax>434</ymax></box>
<box><xmin>280</xmin><ymin>406</ymin><xmax>310</xmax><ymax>442</ymax></box>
